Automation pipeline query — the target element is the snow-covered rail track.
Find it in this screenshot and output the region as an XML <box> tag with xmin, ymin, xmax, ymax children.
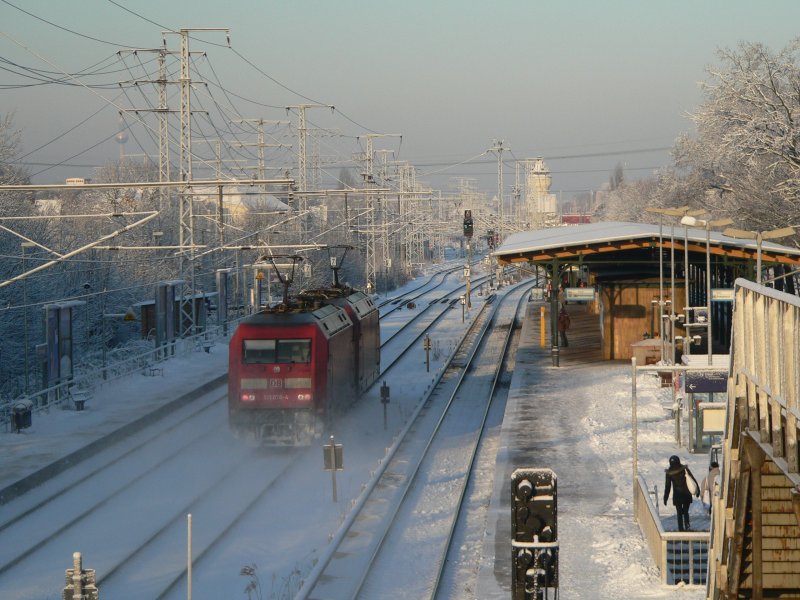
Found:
<box><xmin>297</xmin><ymin>280</ymin><xmax>533</xmax><ymax>599</ymax></box>
<box><xmin>0</xmin><ymin>389</ymin><xmax>304</xmax><ymax>599</ymax></box>
<box><xmin>0</xmin><ymin>390</ymin><xmax>225</xmax><ymax>576</ymax></box>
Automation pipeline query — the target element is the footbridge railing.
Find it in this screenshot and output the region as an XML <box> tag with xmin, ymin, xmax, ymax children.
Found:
<box><xmin>707</xmin><ymin>279</ymin><xmax>800</xmax><ymax>598</ymax></box>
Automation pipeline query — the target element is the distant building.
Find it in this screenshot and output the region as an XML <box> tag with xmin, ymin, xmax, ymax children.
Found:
<box><xmin>65</xmin><ymin>177</ymin><xmax>90</xmax><ymax>185</ymax></box>
<box><xmin>191</xmin><ymin>186</ymin><xmax>290</xmax><ymax>222</ymax></box>
<box><xmin>523</xmin><ymin>158</ymin><xmax>558</xmax><ymax>227</ymax></box>
<box><xmin>562</xmin><ymin>214</ymin><xmax>592</xmax><ymax>225</ymax></box>
<box><xmin>34</xmin><ymin>197</ymin><xmax>61</xmax><ymax>214</ymax></box>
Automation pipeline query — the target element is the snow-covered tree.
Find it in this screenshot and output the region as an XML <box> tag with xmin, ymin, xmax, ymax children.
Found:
<box><xmin>0</xmin><ymin>113</ymin><xmax>48</xmax><ymax>397</ymax></box>
<box><xmin>684</xmin><ymin>39</ymin><xmax>800</xmax><ymax>232</ymax></box>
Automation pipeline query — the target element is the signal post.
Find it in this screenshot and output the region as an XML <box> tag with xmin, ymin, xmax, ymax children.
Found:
<box><xmin>463</xmin><ymin>210</ymin><xmax>473</xmax><ymax>308</ymax></box>
<box><xmin>511</xmin><ymin>468</ymin><xmax>559</xmax><ymax>599</ymax></box>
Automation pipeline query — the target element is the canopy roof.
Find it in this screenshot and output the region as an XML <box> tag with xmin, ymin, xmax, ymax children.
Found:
<box><xmin>494</xmin><ymin>221</ymin><xmax>800</xmax><ymax>281</ymax></box>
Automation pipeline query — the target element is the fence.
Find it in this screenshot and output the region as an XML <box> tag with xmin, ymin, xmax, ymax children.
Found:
<box><xmin>635</xmin><ymin>475</ymin><xmax>709</xmax><ymax>586</ymax></box>
<box><xmin>1</xmin><ymin>325</ymin><xmax>229</xmax><ymax>432</ymax></box>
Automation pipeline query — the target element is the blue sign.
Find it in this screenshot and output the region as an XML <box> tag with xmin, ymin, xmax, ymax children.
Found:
<box><xmin>685</xmin><ymin>370</ymin><xmax>727</xmax><ymax>393</ymax></box>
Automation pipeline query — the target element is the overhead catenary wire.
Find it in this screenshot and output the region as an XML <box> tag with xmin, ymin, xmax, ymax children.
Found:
<box><xmin>104</xmin><ymin>0</ymin><xmax>384</xmax><ymax>137</ymax></box>
<box><xmin>0</xmin><ymin>31</ymin><xmax>183</xmax><ymax>175</ymax></box>
<box><xmin>13</xmin><ymin>95</ymin><xmax>122</xmax><ymax>162</ymax></box>
<box><xmin>1</xmin><ymin>0</ymin><xmax>141</xmax><ymax>48</ymax></box>
<box><xmin>0</xmin><ymin>52</ymin><xmax>149</xmax><ymax>81</ymax></box>
<box><xmin>4</xmin><ymin>1</ymin><xmax>672</xmax><ymax>203</ymax></box>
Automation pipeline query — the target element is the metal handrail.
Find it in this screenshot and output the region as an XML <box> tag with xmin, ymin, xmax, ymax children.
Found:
<box><xmin>635</xmin><ymin>475</ymin><xmax>709</xmax><ymax>586</ymax></box>
<box><xmin>1</xmin><ymin>325</ymin><xmax>230</xmax><ymax>430</ymax></box>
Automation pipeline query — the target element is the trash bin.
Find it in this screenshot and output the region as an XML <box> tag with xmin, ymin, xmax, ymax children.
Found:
<box><xmin>13</xmin><ymin>399</ymin><xmax>33</xmax><ymax>432</ymax></box>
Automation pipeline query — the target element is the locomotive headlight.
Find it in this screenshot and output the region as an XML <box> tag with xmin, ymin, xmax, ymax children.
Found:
<box><xmin>297</xmin><ymin>393</ymin><xmax>312</xmax><ymax>401</ymax></box>
<box><xmin>241</xmin><ymin>393</ymin><xmax>256</xmax><ymax>402</ymax></box>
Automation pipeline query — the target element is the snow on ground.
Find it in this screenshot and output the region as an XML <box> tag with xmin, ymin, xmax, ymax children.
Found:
<box><xmin>0</xmin><ymin>346</ymin><xmax>230</xmax><ymax>491</ymax></box>
<box><xmin>0</xmin><ymin>265</ymin><xmax>713</xmax><ymax>599</ymax></box>
<box><xmin>573</xmin><ymin>365</ymin><xmax>708</xmax><ymax>598</ymax></box>
<box><xmin>475</xmin><ymin>302</ymin><xmax>709</xmax><ymax>599</ymax></box>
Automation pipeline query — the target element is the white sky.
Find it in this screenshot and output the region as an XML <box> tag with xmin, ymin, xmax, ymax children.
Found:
<box><xmin>3</xmin><ymin>1</ymin><xmax>800</xmax><ymax>194</ymax></box>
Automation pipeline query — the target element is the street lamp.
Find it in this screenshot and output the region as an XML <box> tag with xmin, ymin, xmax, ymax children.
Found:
<box><xmin>664</xmin><ymin>207</ymin><xmax>706</xmax><ymax>359</ymax></box>
<box><xmin>680</xmin><ymin>210</ymin><xmax>708</xmax><ymax>355</ymax></box>
<box><xmin>722</xmin><ymin>226</ymin><xmax>795</xmax><ymax>284</ymax></box>
<box><xmin>645</xmin><ymin>208</ymin><xmax>674</xmax><ymax>362</ymax></box>
<box><xmin>680</xmin><ymin>215</ymin><xmax>734</xmax><ymax>365</ymax></box>
<box><xmin>646</xmin><ymin>206</ymin><xmax>700</xmax><ymax>362</ymax></box>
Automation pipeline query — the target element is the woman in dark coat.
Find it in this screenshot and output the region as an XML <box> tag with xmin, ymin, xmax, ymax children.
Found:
<box><xmin>663</xmin><ymin>455</ymin><xmax>700</xmax><ymax>531</ymax></box>
<box><xmin>557</xmin><ymin>307</ymin><xmax>571</xmax><ymax>347</ymax></box>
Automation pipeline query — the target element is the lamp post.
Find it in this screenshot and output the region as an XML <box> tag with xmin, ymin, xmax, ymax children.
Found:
<box><xmin>722</xmin><ymin>226</ymin><xmax>795</xmax><ymax>284</ymax></box>
<box><xmin>680</xmin><ymin>215</ymin><xmax>733</xmax><ymax>365</ymax></box>
<box><xmin>663</xmin><ymin>207</ymin><xmax>706</xmax><ymax>360</ymax></box>
<box><xmin>646</xmin><ymin>206</ymin><xmax>694</xmax><ymax>362</ymax></box>
<box><xmin>645</xmin><ymin>208</ymin><xmax>678</xmax><ymax>362</ymax></box>
<box><xmin>680</xmin><ymin>210</ymin><xmax>707</xmax><ymax>355</ymax></box>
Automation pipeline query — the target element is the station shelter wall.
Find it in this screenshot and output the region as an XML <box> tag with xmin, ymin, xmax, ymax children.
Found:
<box><xmin>598</xmin><ymin>281</ymin><xmax>684</xmax><ymax>361</ymax></box>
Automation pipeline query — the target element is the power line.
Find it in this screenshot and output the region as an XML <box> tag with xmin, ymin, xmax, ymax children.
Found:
<box><xmin>414</xmin><ymin>146</ymin><xmax>672</xmax><ymax>172</ymax></box>
<box><xmin>13</xmin><ymin>98</ymin><xmax>119</xmax><ymax>162</ymax></box>
<box><xmin>1</xmin><ymin>0</ymin><xmax>139</xmax><ymax>47</ymax></box>
<box><xmin>103</xmin><ymin>0</ymin><xmax>383</xmax><ymax>136</ymax></box>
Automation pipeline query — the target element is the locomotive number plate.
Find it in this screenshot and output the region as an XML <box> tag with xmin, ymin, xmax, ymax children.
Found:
<box><xmin>268</xmin><ymin>378</ymin><xmax>283</xmax><ymax>388</ymax></box>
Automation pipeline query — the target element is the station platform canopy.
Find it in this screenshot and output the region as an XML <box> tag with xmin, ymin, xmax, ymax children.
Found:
<box><xmin>494</xmin><ymin>221</ymin><xmax>800</xmax><ymax>281</ymax></box>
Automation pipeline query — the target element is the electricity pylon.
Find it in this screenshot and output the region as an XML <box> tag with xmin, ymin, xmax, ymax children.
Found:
<box><xmin>165</xmin><ymin>27</ymin><xmax>229</xmax><ymax>335</ymax></box>
<box><xmin>487</xmin><ymin>139</ymin><xmax>506</xmax><ymax>242</ymax></box>
<box><xmin>286</xmin><ymin>104</ymin><xmax>333</xmax><ymax>240</ymax></box>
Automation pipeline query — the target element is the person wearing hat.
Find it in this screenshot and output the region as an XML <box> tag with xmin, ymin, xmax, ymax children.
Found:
<box><xmin>663</xmin><ymin>455</ymin><xmax>700</xmax><ymax>531</ymax></box>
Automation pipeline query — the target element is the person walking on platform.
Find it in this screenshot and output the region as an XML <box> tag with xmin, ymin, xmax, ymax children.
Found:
<box><xmin>700</xmin><ymin>461</ymin><xmax>720</xmax><ymax>515</ymax></box>
<box><xmin>664</xmin><ymin>455</ymin><xmax>700</xmax><ymax>531</ymax></box>
<box><xmin>558</xmin><ymin>307</ymin><xmax>571</xmax><ymax>347</ymax></box>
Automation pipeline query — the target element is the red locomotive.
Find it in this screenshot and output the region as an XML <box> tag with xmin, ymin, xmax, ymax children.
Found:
<box><xmin>228</xmin><ymin>252</ymin><xmax>380</xmax><ymax>445</ymax></box>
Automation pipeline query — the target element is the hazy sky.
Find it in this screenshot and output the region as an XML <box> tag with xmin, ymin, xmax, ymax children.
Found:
<box><xmin>2</xmin><ymin>0</ymin><xmax>799</xmax><ymax>197</ymax></box>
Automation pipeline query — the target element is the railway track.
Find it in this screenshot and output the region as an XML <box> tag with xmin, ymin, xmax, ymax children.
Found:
<box><xmin>0</xmin><ymin>264</ymin><xmax>522</xmax><ymax>599</ymax></box>
<box><xmin>297</xmin><ymin>280</ymin><xmax>533</xmax><ymax>599</ymax></box>
<box><xmin>0</xmin><ymin>392</ymin><xmax>224</xmax><ymax>573</ymax></box>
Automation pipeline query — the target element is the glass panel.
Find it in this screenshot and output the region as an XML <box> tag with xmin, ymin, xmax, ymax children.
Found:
<box><xmin>277</xmin><ymin>339</ymin><xmax>311</xmax><ymax>363</ymax></box>
<box><xmin>243</xmin><ymin>339</ymin><xmax>276</xmax><ymax>364</ymax></box>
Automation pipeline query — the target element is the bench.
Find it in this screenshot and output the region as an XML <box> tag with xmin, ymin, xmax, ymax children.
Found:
<box><xmin>195</xmin><ymin>341</ymin><xmax>214</xmax><ymax>353</ymax></box>
<box><xmin>69</xmin><ymin>388</ymin><xmax>91</xmax><ymax>411</ymax></box>
<box><xmin>142</xmin><ymin>364</ymin><xmax>164</xmax><ymax>377</ymax></box>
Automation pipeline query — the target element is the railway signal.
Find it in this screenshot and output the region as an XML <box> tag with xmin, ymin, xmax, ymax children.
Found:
<box><xmin>460</xmin><ymin>295</ymin><xmax>466</xmax><ymax>322</ymax></box>
<box><xmin>511</xmin><ymin>468</ymin><xmax>559</xmax><ymax>600</ymax></box>
<box><xmin>463</xmin><ymin>209</ymin><xmax>473</xmax><ymax>238</ymax></box>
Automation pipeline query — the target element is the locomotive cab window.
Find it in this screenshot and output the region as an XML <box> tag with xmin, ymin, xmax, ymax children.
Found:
<box><xmin>243</xmin><ymin>339</ymin><xmax>276</xmax><ymax>363</ymax></box>
<box><xmin>277</xmin><ymin>339</ymin><xmax>311</xmax><ymax>363</ymax></box>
